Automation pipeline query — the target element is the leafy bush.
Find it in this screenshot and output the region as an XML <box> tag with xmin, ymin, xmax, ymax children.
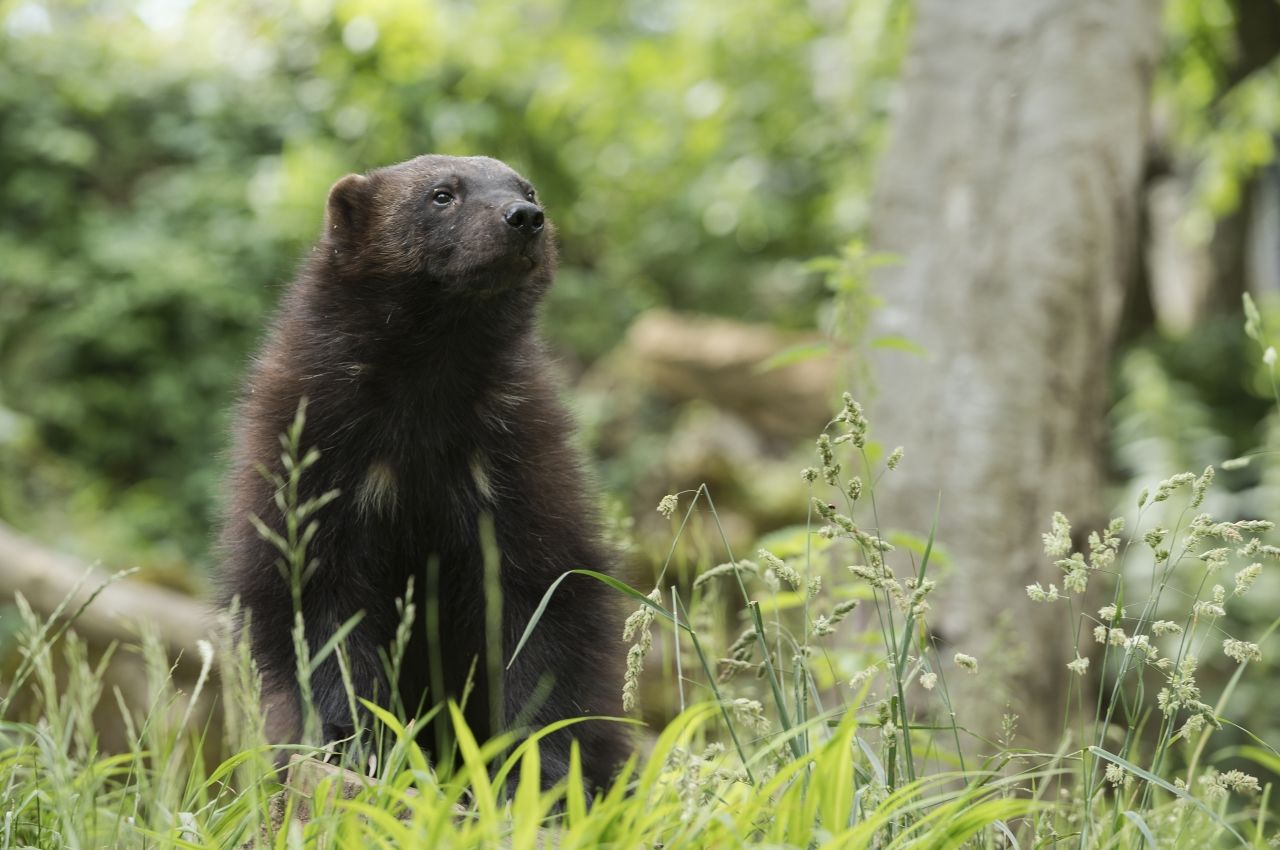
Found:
<box><xmin>0</xmin><ymin>0</ymin><xmax>907</xmax><ymax>560</ymax></box>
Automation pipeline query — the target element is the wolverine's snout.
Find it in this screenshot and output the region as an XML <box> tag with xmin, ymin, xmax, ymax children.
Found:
<box><xmin>502</xmin><ymin>201</ymin><xmax>544</xmax><ymax>236</ymax></box>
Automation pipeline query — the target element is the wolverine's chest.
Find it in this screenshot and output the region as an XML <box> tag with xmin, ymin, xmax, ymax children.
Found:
<box><xmin>346</xmin><ymin>444</ymin><xmax>499</xmax><ymax>522</ymax></box>
<box><xmin>302</xmin><ymin>449</ymin><xmax>498</xmax><ymax>593</ymax></box>
<box><xmin>298</xmin><ymin>369</ymin><xmax>530</xmax><ymax>561</ymax></box>
<box><xmin>318</xmin><ymin>408</ymin><xmax>507</xmax><ymax>544</ymax></box>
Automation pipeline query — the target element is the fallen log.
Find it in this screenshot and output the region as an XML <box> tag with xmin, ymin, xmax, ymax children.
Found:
<box><xmin>0</xmin><ymin>520</ymin><xmax>215</xmax><ymax>663</ymax></box>
<box><xmin>615</xmin><ymin>309</ymin><xmax>838</xmax><ymax>442</ymax></box>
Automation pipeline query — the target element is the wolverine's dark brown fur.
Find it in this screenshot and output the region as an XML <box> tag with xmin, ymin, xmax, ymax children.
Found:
<box><xmin>218</xmin><ymin>154</ymin><xmax>629</xmax><ymax>791</ymax></box>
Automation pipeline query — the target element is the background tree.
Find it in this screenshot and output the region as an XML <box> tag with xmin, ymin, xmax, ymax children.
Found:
<box><xmin>863</xmin><ymin>0</ymin><xmax>1163</xmax><ymax>746</ymax></box>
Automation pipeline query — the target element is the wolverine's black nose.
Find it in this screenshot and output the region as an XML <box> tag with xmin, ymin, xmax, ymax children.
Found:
<box><xmin>503</xmin><ymin>201</ymin><xmax>544</xmax><ymax>235</ymax></box>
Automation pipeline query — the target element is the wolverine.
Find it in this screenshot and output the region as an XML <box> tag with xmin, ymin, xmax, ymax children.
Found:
<box><xmin>219</xmin><ymin>155</ymin><xmax>630</xmax><ymax>792</ymax></box>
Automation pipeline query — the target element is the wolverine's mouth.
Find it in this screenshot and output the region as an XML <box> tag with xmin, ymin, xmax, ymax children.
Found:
<box><xmin>466</xmin><ymin>256</ymin><xmax>538</xmax><ymax>298</ymax></box>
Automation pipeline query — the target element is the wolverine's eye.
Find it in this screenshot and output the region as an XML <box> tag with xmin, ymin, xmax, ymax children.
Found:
<box><xmin>432</xmin><ymin>189</ymin><xmax>454</xmax><ymax>206</ymax></box>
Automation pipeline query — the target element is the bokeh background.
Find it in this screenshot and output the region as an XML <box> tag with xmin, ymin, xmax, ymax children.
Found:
<box><xmin>0</xmin><ymin>0</ymin><xmax>905</xmax><ymax>559</ymax></box>
<box><xmin>1</xmin><ymin>0</ymin><xmax>1278</xmax><ymax>756</ymax></box>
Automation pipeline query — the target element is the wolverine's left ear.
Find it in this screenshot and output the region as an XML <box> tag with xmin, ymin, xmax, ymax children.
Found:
<box><xmin>325</xmin><ymin>173</ymin><xmax>372</xmax><ymax>238</ymax></box>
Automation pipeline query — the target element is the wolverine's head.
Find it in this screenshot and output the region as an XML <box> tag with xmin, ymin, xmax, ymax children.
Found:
<box><xmin>322</xmin><ymin>154</ymin><xmax>556</xmax><ymax>304</ymax></box>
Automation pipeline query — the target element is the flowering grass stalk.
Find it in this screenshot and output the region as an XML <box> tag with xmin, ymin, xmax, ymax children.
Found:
<box><xmin>1</xmin><ymin>309</ymin><xmax>1277</xmax><ymax>846</ymax></box>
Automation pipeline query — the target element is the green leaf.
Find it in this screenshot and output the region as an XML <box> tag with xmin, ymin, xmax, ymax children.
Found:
<box><xmin>897</xmin><ymin>492</ymin><xmax>940</xmax><ymax>673</ymax></box>
<box><xmin>359</xmin><ymin>698</ymin><xmax>407</xmax><ymax>739</ymax></box>
<box><xmin>1243</xmin><ymin>292</ymin><xmax>1263</xmax><ymax>342</ymax></box>
<box><xmin>1089</xmin><ymin>747</ymin><xmax>1247</xmax><ymax>847</ymax></box>
<box><xmin>1236</xmin><ymin>745</ymin><xmax>1280</xmax><ymax>774</ymax></box>
<box><xmin>993</xmin><ymin>819</ymin><xmax>1021</xmax><ymax>850</ymax></box>
<box><xmin>756</xmin><ymin>524</ymin><xmax>834</xmax><ymax>560</ymax></box>
<box><xmin>491</xmin><ymin>713</ymin><xmax>642</xmax><ymax>792</ymax></box>
<box><xmin>870</xmin><ymin>334</ymin><xmax>926</xmax><ymax>355</ymax></box>
<box><xmin>447</xmin><ymin>701</ymin><xmax>500</xmax><ymax>823</ymax></box>
<box><xmin>755</xmin><ymin>342</ymin><xmax>832</xmax><ymax>373</ymax></box>
<box><xmin>802</xmin><ymin>256</ymin><xmax>842</xmax><ymax>273</ymax></box>
<box><xmin>307</xmin><ymin>610</ymin><xmax>366</xmax><ymax>672</ymax></box>
<box><xmin>753</xmin><ymin>590</ymin><xmax>807</xmax><ymax>614</ymax></box>
<box><xmin>856</xmin><ymin>735</ymin><xmax>886</xmax><ymax>787</ymax></box>
<box><xmin>507</xmin><ymin>569</ymin><xmax>683</xmax><ymax>669</ymax></box>
<box><xmin>1123</xmin><ymin>810</ymin><xmax>1158</xmax><ymax>849</ymax></box>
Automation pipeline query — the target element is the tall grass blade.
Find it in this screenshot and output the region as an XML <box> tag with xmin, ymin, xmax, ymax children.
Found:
<box><xmin>1089</xmin><ymin>746</ymin><xmax>1247</xmax><ymax>847</ymax></box>
<box><xmin>508</xmin><ymin>569</ymin><xmax>683</xmax><ymax>669</ymax></box>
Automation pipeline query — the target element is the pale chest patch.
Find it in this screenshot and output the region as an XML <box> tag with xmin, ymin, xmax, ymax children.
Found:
<box><xmin>470</xmin><ymin>450</ymin><xmax>496</xmax><ymax>504</ymax></box>
<box><xmin>356</xmin><ymin>461</ymin><xmax>398</xmax><ymax>518</ymax></box>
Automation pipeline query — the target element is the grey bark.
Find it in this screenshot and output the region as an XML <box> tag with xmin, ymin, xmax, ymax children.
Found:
<box><xmin>864</xmin><ymin>0</ymin><xmax>1161</xmax><ymax>747</ymax></box>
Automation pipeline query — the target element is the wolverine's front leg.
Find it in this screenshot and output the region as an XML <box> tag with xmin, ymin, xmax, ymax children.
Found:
<box><xmin>299</xmin><ymin>583</ymin><xmax>396</xmax><ymax>747</ymax></box>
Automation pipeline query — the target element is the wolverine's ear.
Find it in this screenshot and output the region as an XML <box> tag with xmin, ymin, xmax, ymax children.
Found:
<box><xmin>325</xmin><ymin>173</ymin><xmax>372</xmax><ymax>237</ymax></box>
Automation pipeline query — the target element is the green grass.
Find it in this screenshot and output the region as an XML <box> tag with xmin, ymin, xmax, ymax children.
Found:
<box><xmin>1</xmin><ymin>465</ymin><xmax>1273</xmax><ymax>847</ymax></box>
<box><xmin>1</xmin><ymin>308</ymin><xmax>1278</xmax><ymax>848</ymax></box>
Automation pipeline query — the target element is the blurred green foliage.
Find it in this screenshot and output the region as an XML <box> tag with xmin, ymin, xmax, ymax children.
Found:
<box><xmin>1160</xmin><ymin>0</ymin><xmax>1280</xmax><ymax>230</ymax></box>
<box><xmin>0</xmin><ymin>0</ymin><xmax>908</xmax><ymax>565</ymax></box>
<box><xmin>1129</xmin><ymin>0</ymin><xmax>1280</xmax><ymax>757</ymax></box>
<box><xmin>1108</xmin><ymin>306</ymin><xmax>1280</xmax><ymax>777</ymax></box>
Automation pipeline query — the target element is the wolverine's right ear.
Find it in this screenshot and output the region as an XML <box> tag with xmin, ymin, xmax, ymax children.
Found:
<box><xmin>325</xmin><ymin>173</ymin><xmax>372</xmax><ymax>237</ymax></box>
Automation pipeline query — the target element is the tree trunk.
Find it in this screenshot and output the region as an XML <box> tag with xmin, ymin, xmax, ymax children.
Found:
<box><xmin>864</xmin><ymin>0</ymin><xmax>1161</xmax><ymax>749</ymax></box>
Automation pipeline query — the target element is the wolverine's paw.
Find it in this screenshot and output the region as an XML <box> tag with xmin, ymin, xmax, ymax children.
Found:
<box><xmin>321</xmin><ymin>721</ymin><xmax>358</xmax><ymax>749</ymax></box>
<box><xmin>320</xmin><ymin>721</ymin><xmax>376</xmax><ymax>768</ymax></box>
